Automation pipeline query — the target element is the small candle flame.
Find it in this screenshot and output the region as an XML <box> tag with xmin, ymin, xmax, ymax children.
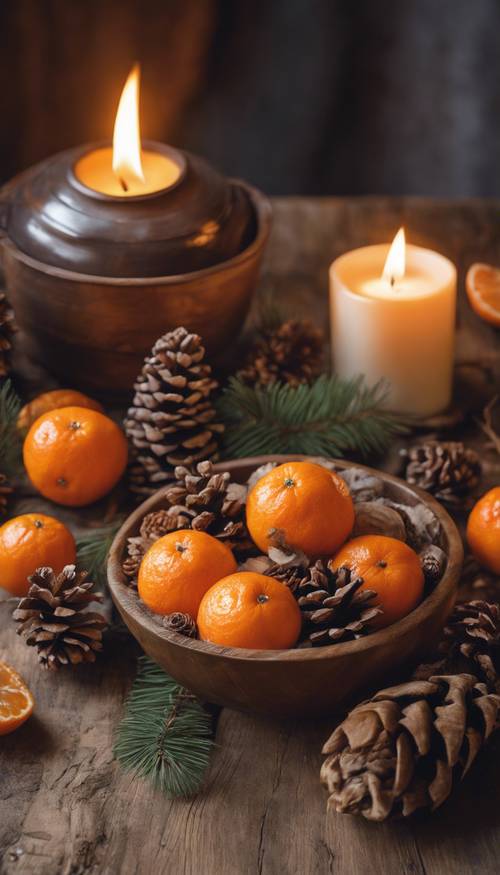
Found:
<box><xmin>383</xmin><ymin>227</ymin><xmax>406</xmax><ymax>287</ymax></box>
<box><xmin>112</xmin><ymin>64</ymin><xmax>145</xmax><ymax>191</ymax></box>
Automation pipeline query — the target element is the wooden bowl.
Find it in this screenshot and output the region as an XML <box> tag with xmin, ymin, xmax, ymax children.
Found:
<box><xmin>108</xmin><ymin>456</ymin><xmax>463</xmax><ymax>718</ymax></box>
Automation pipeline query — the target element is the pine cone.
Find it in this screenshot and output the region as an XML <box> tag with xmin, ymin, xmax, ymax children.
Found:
<box><xmin>164</xmin><ymin>460</ymin><xmax>254</xmax><ymax>559</ymax></box>
<box><xmin>438</xmin><ymin>601</ymin><xmax>500</xmax><ymax>686</ymax></box>
<box><xmin>0</xmin><ymin>291</ymin><xmax>16</xmax><ymax>378</ymax></box>
<box><xmin>321</xmin><ymin>599</ymin><xmax>500</xmax><ymax>820</ymax></box>
<box><xmin>266</xmin><ymin>562</ymin><xmax>308</xmax><ymax>594</ymax></box>
<box><xmin>124</xmin><ymin>327</ymin><xmax>224</xmax><ymax>499</ymax></box>
<box><xmin>122</xmin><ymin>508</ymin><xmax>187</xmax><ymax>584</ymax></box>
<box><xmin>274</xmin><ymin>561</ymin><xmax>382</xmax><ymax>647</ymax></box>
<box><xmin>0</xmin><ymin>472</ymin><xmax>12</xmax><ymax>517</ymax></box>
<box><xmin>401</xmin><ymin>441</ymin><xmax>482</xmax><ymax>506</ymax></box>
<box><xmin>162</xmin><ymin>612</ymin><xmax>198</xmax><ymax>638</ymax></box>
<box><xmin>237</xmin><ymin>318</ymin><xmax>324</xmax><ymax>388</ymax></box>
<box><xmin>321</xmin><ymin>673</ymin><xmax>500</xmax><ymax>820</ymax></box>
<box><xmin>14</xmin><ymin>565</ymin><xmax>107</xmax><ymax>670</ymax></box>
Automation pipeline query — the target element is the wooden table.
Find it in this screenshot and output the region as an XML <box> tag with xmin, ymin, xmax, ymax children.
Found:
<box><xmin>1</xmin><ymin>198</ymin><xmax>499</xmax><ymax>875</ymax></box>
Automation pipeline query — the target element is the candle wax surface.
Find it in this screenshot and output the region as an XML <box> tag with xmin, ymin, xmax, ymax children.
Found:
<box><xmin>358</xmin><ymin>269</ymin><xmax>437</xmax><ymax>299</ymax></box>
<box><xmin>74</xmin><ymin>147</ymin><xmax>181</xmax><ymax>197</ymax></box>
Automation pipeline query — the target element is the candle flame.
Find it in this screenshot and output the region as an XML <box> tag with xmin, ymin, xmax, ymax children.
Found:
<box><xmin>112</xmin><ymin>64</ymin><xmax>145</xmax><ymax>190</ymax></box>
<box><xmin>383</xmin><ymin>227</ymin><xmax>406</xmax><ymax>286</ymax></box>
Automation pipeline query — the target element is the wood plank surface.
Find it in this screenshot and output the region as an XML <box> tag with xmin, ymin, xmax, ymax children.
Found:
<box><xmin>1</xmin><ymin>196</ymin><xmax>499</xmax><ymax>875</ymax></box>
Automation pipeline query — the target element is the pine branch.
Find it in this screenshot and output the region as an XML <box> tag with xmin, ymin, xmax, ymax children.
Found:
<box><xmin>114</xmin><ymin>656</ymin><xmax>213</xmax><ymax>798</ymax></box>
<box><xmin>76</xmin><ymin>522</ymin><xmax>122</xmax><ymax>589</ymax></box>
<box><xmin>218</xmin><ymin>375</ymin><xmax>407</xmax><ymax>460</ymax></box>
<box><xmin>0</xmin><ymin>379</ymin><xmax>22</xmax><ymax>476</ymax></box>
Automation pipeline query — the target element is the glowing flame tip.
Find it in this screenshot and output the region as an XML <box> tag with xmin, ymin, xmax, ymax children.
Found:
<box><xmin>112</xmin><ymin>63</ymin><xmax>144</xmax><ymax>188</ymax></box>
<box><xmin>382</xmin><ymin>227</ymin><xmax>406</xmax><ymax>286</ymax></box>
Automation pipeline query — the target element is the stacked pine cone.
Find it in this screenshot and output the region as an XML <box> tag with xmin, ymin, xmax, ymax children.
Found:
<box><xmin>237</xmin><ymin>318</ymin><xmax>324</xmax><ymax>387</ymax></box>
<box><xmin>0</xmin><ymin>291</ymin><xmax>15</xmax><ymax>378</ymax></box>
<box><xmin>14</xmin><ymin>565</ymin><xmax>107</xmax><ymax>670</ymax></box>
<box><xmin>401</xmin><ymin>441</ymin><xmax>482</xmax><ymax>507</ymax></box>
<box><xmin>321</xmin><ymin>600</ymin><xmax>500</xmax><ymax>820</ymax></box>
<box><xmin>269</xmin><ymin>561</ymin><xmax>381</xmax><ymax>647</ymax></box>
<box><xmin>124</xmin><ymin>327</ymin><xmax>224</xmax><ymax>498</ymax></box>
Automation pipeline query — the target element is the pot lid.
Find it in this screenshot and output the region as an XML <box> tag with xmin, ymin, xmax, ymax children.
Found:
<box><xmin>0</xmin><ymin>142</ymin><xmax>256</xmax><ymax>277</ymax></box>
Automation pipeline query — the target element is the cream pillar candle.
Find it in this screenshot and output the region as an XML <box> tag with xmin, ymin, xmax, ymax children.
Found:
<box><xmin>329</xmin><ymin>231</ymin><xmax>457</xmax><ymax>417</ymax></box>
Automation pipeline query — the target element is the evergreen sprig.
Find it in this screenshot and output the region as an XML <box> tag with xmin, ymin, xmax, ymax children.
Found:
<box><xmin>76</xmin><ymin>522</ymin><xmax>122</xmax><ymax>588</ymax></box>
<box><xmin>0</xmin><ymin>379</ymin><xmax>22</xmax><ymax>476</ymax></box>
<box><xmin>114</xmin><ymin>656</ymin><xmax>213</xmax><ymax>797</ymax></box>
<box><xmin>218</xmin><ymin>374</ymin><xmax>406</xmax><ymax>460</ymax></box>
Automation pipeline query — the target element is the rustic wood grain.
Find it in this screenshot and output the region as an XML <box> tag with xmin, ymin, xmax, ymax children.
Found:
<box><xmin>1</xmin><ymin>196</ymin><xmax>500</xmax><ymax>874</ymax></box>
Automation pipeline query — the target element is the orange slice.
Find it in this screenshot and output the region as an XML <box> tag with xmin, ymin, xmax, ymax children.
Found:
<box><xmin>0</xmin><ymin>660</ymin><xmax>34</xmax><ymax>735</ymax></box>
<box><xmin>465</xmin><ymin>263</ymin><xmax>500</xmax><ymax>328</ymax></box>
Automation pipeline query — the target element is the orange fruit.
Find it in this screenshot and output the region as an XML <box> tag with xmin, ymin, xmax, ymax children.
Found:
<box><xmin>330</xmin><ymin>534</ymin><xmax>424</xmax><ymax>628</ymax></box>
<box><xmin>0</xmin><ymin>513</ymin><xmax>76</xmax><ymax>597</ymax></box>
<box><xmin>465</xmin><ymin>263</ymin><xmax>500</xmax><ymax>328</ymax></box>
<box><xmin>17</xmin><ymin>389</ymin><xmax>103</xmax><ymax>432</ymax></box>
<box><xmin>0</xmin><ymin>661</ymin><xmax>34</xmax><ymax>735</ymax></box>
<box><xmin>138</xmin><ymin>529</ymin><xmax>237</xmax><ymax>617</ymax></box>
<box><xmin>23</xmin><ymin>406</ymin><xmax>128</xmax><ymax>506</ymax></box>
<box><xmin>197</xmin><ymin>571</ymin><xmax>302</xmax><ymax>649</ymax></box>
<box><xmin>246</xmin><ymin>461</ymin><xmax>354</xmax><ymax>558</ymax></box>
<box><xmin>466</xmin><ymin>487</ymin><xmax>500</xmax><ymax>574</ymax></box>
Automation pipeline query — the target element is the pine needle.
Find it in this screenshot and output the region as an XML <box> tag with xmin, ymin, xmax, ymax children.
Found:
<box><xmin>218</xmin><ymin>374</ymin><xmax>407</xmax><ymax>460</ymax></box>
<box><xmin>114</xmin><ymin>656</ymin><xmax>213</xmax><ymax>797</ymax></box>
<box><xmin>76</xmin><ymin>522</ymin><xmax>121</xmax><ymax>588</ymax></box>
<box><xmin>0</xmin><ymin>379</ymin><xmax>22</xmax><ymax>476</ymax></box>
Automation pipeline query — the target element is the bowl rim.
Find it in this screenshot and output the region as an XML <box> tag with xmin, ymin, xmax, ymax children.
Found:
<box><xmin>107</xmin><ymin>455</ymin><xmax>463</xmax><ymax>663</ymax></box>
<box><xmin>0</xmin><ymin>179</ymin><xmax>272</xmax><ymax>285</ymax></box>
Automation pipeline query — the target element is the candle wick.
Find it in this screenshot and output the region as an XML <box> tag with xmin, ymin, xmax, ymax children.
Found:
<box><xmin>119</xmin><ymin>176</ymin><xmax>129</xmax><ymax>192</ymax></box>
<box><xmin>390</xmin><ymin>275</ymin><xmax>395</xmax><ymax>288</ymax></box>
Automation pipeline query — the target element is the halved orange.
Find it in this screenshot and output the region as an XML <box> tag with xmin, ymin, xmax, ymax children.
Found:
<box><xmin>0</xmin><ymin>661</ymin><xmax>34</xmax><ymax>735</ymax></box>
<box><xmin>465</xmin><ymin>263</ymin><xmax>500</xmax><ymax>328</ymax></box>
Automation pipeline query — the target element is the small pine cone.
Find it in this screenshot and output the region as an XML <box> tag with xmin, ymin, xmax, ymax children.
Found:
<box><xmin>0</xmin><ymin>292</ymin><xmax>16</xmax><ymax>378</ymax></box>
<box><xmin>162</xmin><ymin>612</ymin><xmax>198</xmax><ymax>638</ymax></box>
<box><xmin>321</xmin><ymin>673</ymin><xmax>500</xmax><ymax>821</ymax></box>
<box><xmin>124</xmin><ymin>327</ymin><xmax>224</xmax><ymax>499</ymax></box>
<box><xmin>0</xmin><ymin>472</ymin><xmax>13</xmax><ymax>516</ymax></box>
<box><xmin>292</xmin><ymin>562</ymin><xmax>382</xmax><ymax>647</ymax></box>
<box><xmin>237</xmin><ymin>318</ymin><xmax>324</xmax><ymax>388</ymax></box>
<box><xmin>122</xmin><ymin>536</ymin><xmax>151</xmax><ymax>584</ymax></box>
<box><xmin>139</xmin><ymin>509</ymin><xmax>184</xmax><ymax>540</ymax></box>
<box><xmin>401</xmin><ymin>441</ymin><xmax>482</xmax><ymax>506</ymax></box>
<box><xmin>14</xmin><ymin>565</ymin><xmax>107</xmax><ymax>670</ymax></box>
<box><xmin>438</xmin><ymin>601</ymin><xmax>500</xmax><ymax>686</ymax></box>
<box><xmin>267</xmin><ymin>563</ymin><xmax>308</xmax><ymax>594</ymax></box>
<box><xmin>164</xmin><ymin>460</ymin><xmax>254</xmax><ymax>559</ymax></box>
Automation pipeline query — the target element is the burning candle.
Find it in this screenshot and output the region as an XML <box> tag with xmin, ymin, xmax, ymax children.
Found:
<box><xmin>329</xmin><ymin>229</ymin><xmax>457</xmax><ymax>417</ymax></box>
<box><xmin>74</xmin><ymin>64</ymin><xmax>182</xmax><ymax>197</ymax></box>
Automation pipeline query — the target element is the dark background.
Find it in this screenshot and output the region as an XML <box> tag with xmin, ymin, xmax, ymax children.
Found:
<box><xmin>1</xmin><ymin>0</ymin><xmax>500</xmax><ymax>196</ymax></box>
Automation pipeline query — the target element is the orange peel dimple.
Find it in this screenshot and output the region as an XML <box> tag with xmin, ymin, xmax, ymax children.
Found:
<box><xmin>0</xmin><ymin>660</ymin><xmax>34</xmax><ymax>735</ymax></box>
<box><xmin>465</xmin><ymin>263</ymin><xmax>500</xmax><ymax>328</ymax></box>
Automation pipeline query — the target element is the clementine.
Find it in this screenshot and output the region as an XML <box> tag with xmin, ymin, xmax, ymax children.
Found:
<box><xmin>246</xmin><ymin>461</ymin><xmax>354</xmax><ymax>558</ymax></box>
<box><xmin>197</xmin><ymin>571</ymin><xmax>302</xmax><ymax>649</ymax></box>
<box><xmin>0</xmin><ymin>513</ymin><xmax>76</xmax><ymax>597</ymax></box>
<box><xmin>330</xmin><ymin>534</ymin><xmax>424</xmax><ymax>628</ymax></box>
<box><xmin>23</xmin><ymin>406</ymin><xmax>128</xmax><ymax>506</ymax></box>
<box><xmin>466</xmin><ymin>486</ymin><xmax>500</xmax><ymax>574</ymax></box>
<box><xmin>465</xmin><ymin>263</ymin><xmax>500</xmax><ymax>328</ymax></box>
<box><xmin>0</xmin><ymin>661</ymin><xmax>34</xmax><ymax>736</ymax></box>
<box><xmin>18</xmin><ymin>389</ymin><xmax>103</xmax><ymax>432</ymax></box>
<box><xmin>138</xmin><ymin>529</ymin><xmax>237</xmax><ymax>617</ymax></box>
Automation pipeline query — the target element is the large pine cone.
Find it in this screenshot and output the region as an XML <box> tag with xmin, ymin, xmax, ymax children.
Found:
<box><xmin>0</xmin><ymin>291</ymin><xmax>16</xmax><ymax>378</ymax></box>
<box><xmin>438</xmin><ymin>601</ymin><xmax>500</xmax><ymax>686</ymax></box>
<box><xmin>164</xmin><ymin>460</ymin><xmax>253</xmax><ymax>559</ymax></box>
<box><xmin>237</xmin><ymin>318</ymin><xmax>324</xmax><ymax>388</ymax></box>
<box><xmin>401</xmin><ymin>441</ymin><xmax>482</xmax><ymax>506</ymax></box>
<box><xmin>321</xmin><ymin>673</ymin><xmax>500</xmax><ymax>820</ymax></box>
<box><xmin>14</xmin><ymin>565</ymin><xmax>107</xmax><ymax>670</ymax></box>
<box><xmin>269</xmin><ymin>561</ymin><xmax>381</xmax><ymax>647</ymax></box>
<box><xmin>124</xmin><ymin>327</ymin><xmax>224</xmax><ymax>498</ymax></box>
